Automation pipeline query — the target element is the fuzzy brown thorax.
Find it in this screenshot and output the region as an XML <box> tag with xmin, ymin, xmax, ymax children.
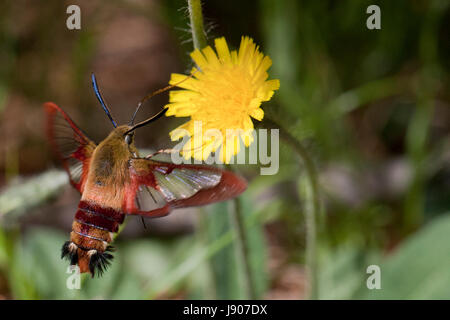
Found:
<box><xmin>82</xmin><ymin>125</ymin><xmax>138</xmax><ymax>209</ymax></box>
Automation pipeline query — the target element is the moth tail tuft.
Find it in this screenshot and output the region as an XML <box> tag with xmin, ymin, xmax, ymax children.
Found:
<box><xmin>61</xmin><ymin>241</ymin><xmax>78</xmax><ymax>265</ymax></box>
<box><xmin>88</xmin><ymin>246</ymin><xmax>114</xmax><ymax>277</ymax></box>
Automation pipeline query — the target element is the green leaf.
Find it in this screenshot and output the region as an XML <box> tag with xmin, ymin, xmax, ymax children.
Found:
<box><xmin>359</xmin><ymin>214</ymin><xmax>450</xmax><ymax>299</ymax></box>
<box><xmin>318</xmin><ymin>245</ymin><xmax>379</xmax><ymax>300</ymax></box>
<box><xmin>7</xmin><ymin>227</ymin><xmax>147</xmax><ymax>299</ymax></box>
<box><xmin>205</xmin><ymin>201</ymin><xmax>243</xmax><ymax>299</ymax></box>
<box><xmin>9</xmin><ymin>228</ymin><xmax>74</xmax><ymax>299</ymax></box>
<box><xmin>205</xmin><ymin>194</ymin><xmax>267</xmax><ymax>299</ymax></box>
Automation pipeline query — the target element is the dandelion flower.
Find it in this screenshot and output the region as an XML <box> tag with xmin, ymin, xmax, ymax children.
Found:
<box><xmin>165</xmin><ymin>36</ymin><xmax>280</xmax><ymax>163</ymax></box>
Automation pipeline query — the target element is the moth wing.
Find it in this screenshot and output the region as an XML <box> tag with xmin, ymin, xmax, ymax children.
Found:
<box><xmin>44</xmin><ymin>102</ymin><xmax>96</xmax><ymax>193</ymax></box>
<box><xmin>123</xmin><ymin>158</ymin><xmax>247</xmax><ymax>217</ymax></box>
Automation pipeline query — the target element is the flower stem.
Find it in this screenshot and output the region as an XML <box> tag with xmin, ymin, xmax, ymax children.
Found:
<box><xmin>264</xmin><ymin>117</ymin><xmax>320</xmax><ymax>300</ymax></box>
<box><xmin>187</xmin><ymin>0</ymin><xmax>257</xmax><ymax>299</ymax></box>
<box><xmin>187</xmin><ymin>0</ymin><xmax>208</xmax><ymax>50</ymax></box>
<box><xmin>227</xmin><ymin>185</ymin><xmax>257</xmax><ymax>299</ymax></box>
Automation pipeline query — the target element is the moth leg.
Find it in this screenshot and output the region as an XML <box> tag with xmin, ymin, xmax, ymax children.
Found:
<box><xmin>145</xmin><ymin>148</ymin><xmax>180</xmax><ymax>159</ymax></box>
<box><xmin>145</xmin><ymin>143</ymin><xmax>205</xmax><ymax>159</ymax></box>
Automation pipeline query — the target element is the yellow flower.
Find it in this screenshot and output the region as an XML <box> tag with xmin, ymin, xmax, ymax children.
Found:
<box><xmin>165</xmin><ymin>36</ymin><xmax>280</xmax><ymax>163</ymax></box>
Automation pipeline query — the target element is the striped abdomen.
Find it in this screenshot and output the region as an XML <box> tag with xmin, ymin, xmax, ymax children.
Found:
<box><xmin>72</xmin><ymin>201</ymin><xmax>125</xmax><ymax>247</ymax></box>
<box><xmin>62</xmin><ymin>201</ymin><xmax>125</xmax><ymax>276</ymax></box>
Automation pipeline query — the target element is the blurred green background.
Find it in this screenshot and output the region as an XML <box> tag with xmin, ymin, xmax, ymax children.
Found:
<box><xmin>0</xmin><ymin>0</ymin><xmax>449</xmax><ymax>299</ymax></box>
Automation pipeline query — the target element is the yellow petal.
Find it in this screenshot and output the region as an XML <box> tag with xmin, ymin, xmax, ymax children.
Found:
<box><xmin>169</xmin><ymin>73</ymin><xmax>199</xmax><ymax>91</ymax></box>
<box><xmin>214</xmin><ymin>37</ymin><xmax>231</xmax><ymax>64</ymax></box>
<box><xmin>259</xmin><ymin>79</ymin><xmax>280</xmax><ymax>100</ymax></box>
<box><xmin>253</xmin><ymin>59</ymin><xmax>271</xmax><ymax>83</ymax></box>
<box><xmin>241</xmin><ymin>130</ymin><xmax>254</xmax><ymax>147</ymax></box>
<box><xmin>242</xmin><ymin>116</ymin><xmax>254</xmax><ymax>131</ymax></box>
<box><xmin>169</xmin><ymin>90</ymin><xmax>199</xmax><ymax>103</ymax></box>
<box><xmin>258</xmin><ymin>56</ymin><xmax>273</xmax><ymax>73</ymax></box>
<box><xmin>191</xmin><ymin>132</ymin><xmax>204</xmax><ymax>150</ymax></box>
<box><xmin>249</xmin><ymin>108</ymin><xmax>264</xmax><ymax>121</ymax></box>
<box><xmin>266</xmin><ymin>79</ymin><xmax>280</xmax><ymax>91</ymax></box>
<box><xmin>219</xmin><ymin>142</ymin><xmax>234</xmax><ymax>164</ymax></box>
<box><xmin>224</xmin><ymin>136</ymin><xmax>240</xmax><ymax>163</ymax></box>
<box><xmin>238</xmin><ymin>36</ymin><xmax>256</xmax><ymax>67</ymax></box>
<box><xmin>230</xmin><ymin>50</ymin><xmax>238</xmax><ymax>64</ymax></box>
<box><xmin>190</xmin><ymin>49</ymin><xmax>208</xmax><ymax>70</ymax></box>
<box><xmin>202</xmin><ymin>46</ymin><xmax>220</xmax><ymax>69</ymax></box>
<box><xmin>165</xmin><ymin>102</ymin><xmax>197</xmax><ymax>117</ymax></box>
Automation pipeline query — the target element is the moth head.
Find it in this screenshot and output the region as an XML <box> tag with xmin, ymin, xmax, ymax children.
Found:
<box><xmin>102</xmin><ymin>125</ymin><xmax>137</xmax><ymax>154</ymax></box>
<box><xmin>116</xmin><ymin>125</ymin><xmax>134</xmax><ymax>146</ymax></box>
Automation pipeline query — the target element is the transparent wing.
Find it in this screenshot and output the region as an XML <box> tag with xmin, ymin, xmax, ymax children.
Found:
<box><xmin>124</xmin><ymin>158</ymin><xmax>246</xmax><ymax>216</ymax></box>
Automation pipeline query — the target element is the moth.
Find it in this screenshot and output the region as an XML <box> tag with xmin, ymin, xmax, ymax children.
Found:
<box><xmin>45</xmin><ymin>74</ymin><xmax>247</xmax><ymax>277</ymax></box>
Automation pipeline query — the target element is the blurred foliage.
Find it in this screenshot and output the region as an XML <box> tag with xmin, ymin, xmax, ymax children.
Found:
<box><xmin>0</xmin><ymin>170</ymin><xmax>67</xmax><ymax>222</ymax></box>
<box><xmin>0</xmin><ymin>0</ymin><xmax>449</xmax><ymax>299</ymax></box>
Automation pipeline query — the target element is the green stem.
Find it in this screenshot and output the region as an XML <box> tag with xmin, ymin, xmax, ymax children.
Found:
<box><xmin>187</xmin><ymin>0</ymin><xmax>257</xmax><ymax>299</ymax></box>
<box><xmin>403</xmin><ymin>2</ymin><xmax>442</xmax><ymax>234</ymax></box>
<box><xmin>145</xmin><ymin>195</ymin><xmax>266</xmax><ymax>299</ymax></box>
<box><xmin>228</xmin><ymin>189</ymin><xmax>257</xmax><ymax>299</ymax></box>
<box><xmin>187</xmin><ymin>0</ymin><xmax>208</xmax><ymax>50</ymax></box>
<box><xmin>264</xmin><ymin>116</ymin><xmax>320</xmax><ymax>300</ymax></box>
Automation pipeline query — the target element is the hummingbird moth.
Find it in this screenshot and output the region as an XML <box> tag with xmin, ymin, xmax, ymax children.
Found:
<box><xmin>45</xmin><ymin>74</ymin><xmax>247</xmax><ymax>277</ymax></box>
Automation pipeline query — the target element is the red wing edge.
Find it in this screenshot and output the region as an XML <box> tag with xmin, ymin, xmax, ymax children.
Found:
<box><xmin>44</xmin><ymin>102</ymin><xmax>96</xmax><ymax>193</ymax></box>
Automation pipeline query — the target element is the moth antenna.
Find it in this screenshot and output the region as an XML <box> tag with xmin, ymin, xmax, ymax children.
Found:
<box><xmin>125</xmin><ymin>108</ymin><xmax>168</xmax><ymax>134</ymax></box>
<box><xmin>91</xmin><ymin>73</ymin><xmax>118</xmax><ymax>128</ymax></box>
<box><xmin>130</xmin><ymin>71</ymin><xmax>198</xmax><ymax>126</ymax></box>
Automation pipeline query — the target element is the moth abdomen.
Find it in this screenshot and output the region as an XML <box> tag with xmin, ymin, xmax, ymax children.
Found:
<box><xmin>63</xmin><ymin>201</ymin><xmax>125</xmax><ymax>276</ymax></box>
<box><xmin>75</xmin><ymin>201</ymin><xmax>124</xmax><ymax>232</ymax></box>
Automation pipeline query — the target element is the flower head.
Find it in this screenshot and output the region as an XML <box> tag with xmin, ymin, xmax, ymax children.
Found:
<box><xmin>165</xmin><ymin>36</ymin><xmax>280</xmax><ymax>163</ymax></box>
